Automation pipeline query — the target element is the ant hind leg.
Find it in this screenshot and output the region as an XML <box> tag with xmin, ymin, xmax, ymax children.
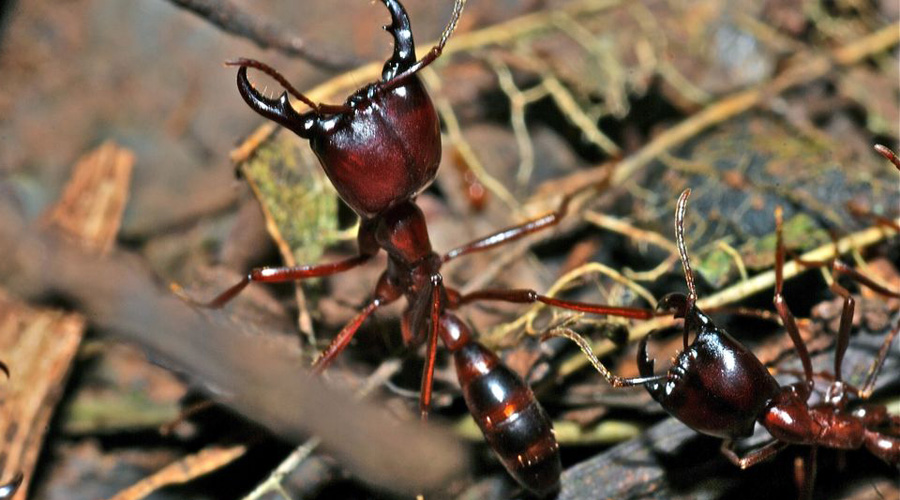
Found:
<box><xmin>720</xmin><ymin>439</ymin><xmax>788</xmax><ymax>470</ymax></box>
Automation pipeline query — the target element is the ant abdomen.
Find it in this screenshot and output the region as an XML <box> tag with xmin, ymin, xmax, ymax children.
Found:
<box><xmin>454</xmin><ymin>341</ymin><xmax>561</xmax><ymax>496</ymax></box>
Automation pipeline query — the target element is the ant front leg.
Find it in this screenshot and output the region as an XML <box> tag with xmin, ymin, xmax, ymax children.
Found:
<box><xmin>179</xmin><ymin>223</ymin><xmax>380</xmax><ymax>309</ymax></box>
<box><xmin>183</xmin><ymin>254</ymin><xmax>375</xmax><ymax>309</ymax></box>
<box><xmin>773</xmin><ymin>206</ymin><xmax>815</xmax><ymax>395</ymax></box>
<box><xmin>859</xmin><ymin>322</ymin><xmax>900</xmax><ymax>399</ymax></box>
<box><xmin>778</xmin><ymin>208</ymin><xmax>900</xmax><ymax>395</ymax></box>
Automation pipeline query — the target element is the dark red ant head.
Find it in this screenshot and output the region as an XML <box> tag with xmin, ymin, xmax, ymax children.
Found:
<box><xmin>234</xmin><ymin>0</ymin><xmax>442</xmax><ymax>218</ymax></box>
<box><xmin>638</xmin><ymin>190</ymin><xmax>780</xmax><ymax>439</ymax></box>
<box><xmin>638</xmin><ymin>299</ymin><xmax>780</xmax><ymax>439</ymax></box>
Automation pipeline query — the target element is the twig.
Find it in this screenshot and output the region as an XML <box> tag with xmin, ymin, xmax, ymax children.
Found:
<box><xmin>0</xmin><ymin>201</ymin><xmax>468</xmax><ymax>496</ymax></box>
<box><xmin>422</xmin><ymin>69</ymin><xmax>522</xmax><ymax>214</ymax></box>
<box><xmin>164</xmin><ymin>0</ymin><xmax>358</xmax><ymax>70</ymax></box>
<box><xmin>107</xmin><ymin>445</ymin><xmax>248</xmax><ymax>500</ymax></box>
<box><xmin>488</xmin><ymin>54</ymin><xmax>539</xmax><ymax>188</ymax></box>
<box><xmin>606</xmin><ymin>22</ymin><xmax>900</xmax><ymax>187</ymax></box>
<box><xmin>241</xmin><ymin>359</ymin><xmax>402</xmax><ymax>500</ymax></box>
<box><xmin>242</xmin><ymin>438</ymin><xmax>321</xmax><ymax>500</ymax></box>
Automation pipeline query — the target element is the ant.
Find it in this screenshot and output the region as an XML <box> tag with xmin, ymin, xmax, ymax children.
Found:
<box><xmin>181</xmin><ymin>0</ymin><xmax>662</xmax><ymax>494</ymax></box>
<box><xmin>556</xmin><ymin>187</ymin><xmax>899</xmax><ymax>498</ymax></box>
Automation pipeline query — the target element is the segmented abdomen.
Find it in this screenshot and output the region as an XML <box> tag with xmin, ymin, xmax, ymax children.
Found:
<box><xmin>454</xmin><ymin>341</ymin><xmax>560</xmax><ymax>495</ymax></box>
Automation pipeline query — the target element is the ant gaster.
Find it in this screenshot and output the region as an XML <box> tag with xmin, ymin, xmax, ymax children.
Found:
<box><xmin>185</xmin><ymin>0</ymin><xmax>660</xmax><ymax>494</ymax></box>
<box><xmin>560</xmin><ymin>188</ymin><xmax>899</xmax><ymax>496</ymax></box>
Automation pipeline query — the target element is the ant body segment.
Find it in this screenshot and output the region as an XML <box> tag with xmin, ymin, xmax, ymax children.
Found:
<box><xmin>559</xmin><ymin>187</ymin><xmax>899</xmax><ymax>497</ymax></box>
<box><xmin>183</xmin><ymin>0</ymin><xmax>661</xmax><ymax>494</ymax></box>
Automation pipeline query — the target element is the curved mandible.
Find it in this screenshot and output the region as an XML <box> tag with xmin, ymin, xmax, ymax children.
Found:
<box><xmin>380</xmin><ymin>0</ymin><xmax>417</xmax><ymax>81</ymax></box>
<box><xmin>234</xmin><ymin>65</ymin><xmax>318</xmax><ymax>139</ymax></box>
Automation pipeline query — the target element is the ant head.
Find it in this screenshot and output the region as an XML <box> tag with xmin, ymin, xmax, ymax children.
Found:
<box><xmin>638</xmin><ymin>189</ymin><xmax>780</xmax><ymax>440</ymax></box>
<box><xmin>232</xmin><ymin>0</ymin><xmax>465</xmax><ymax>218</ymax></box>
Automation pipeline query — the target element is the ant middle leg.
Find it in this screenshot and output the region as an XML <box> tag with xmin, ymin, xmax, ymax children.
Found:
<box><xmin>311</xmin><ymin>298</ymin><xmax>385</xmax><ymax>375</ymax></box>
<box><xmin>311</xmin><ymin>273</ymin><xmax>403</xmax><ymax>374</ymax></box>
<box><xmin>441</xmin><ymin>194</ymin><xmax>573</xmax><ymax>263</ymax></box>
<box><xmin>454</xmin><ymin>288</ymin><xmax>654</xmax><ymax>319</ymax></box>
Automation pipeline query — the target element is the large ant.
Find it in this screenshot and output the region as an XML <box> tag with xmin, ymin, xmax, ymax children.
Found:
<box><xmin>181</xmin><ymin>0</ymin><xmax>662</xmax><ymax>494</ymax></box>
<box><xmin>558</xmin><ymin>187</ymin><xmax>900</xmax><ymax>497</ymax></box>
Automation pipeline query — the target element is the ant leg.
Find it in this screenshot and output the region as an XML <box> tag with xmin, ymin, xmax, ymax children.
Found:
<box><xmin>419</xmin><ymin>277</ymin><xmax>444</xmax><ymax>419</ymax></box>
<box><xmin>720</xmin><ymin>439</ymin><xmax>788</xmax><ymax>469</ymax></box>
<box><xmin>180</xmin><ymin>254</ymin><xmax>373</xmax><ymax>309</ymax></box>
<box><xmin>859</xmin><ymin>322</ymin><xmax>900</xmax><ymax>399</ymax></box>
<box><xmin>794</xmin><ymin>446</ymin><xmax>817</xmax><ymax>500</ymax></box>
<box><xmin>311</xmin><ymin>299</ymin><xmax>384</xmax><ymax>375</ymax></box>
<box><xmin>863</xmin><ymin>428</ymin><xmax>900</xmax><ymax>465</ymax></box>
<box><xmin>544</xmin><ymin>327</ymin><xmax>665</xmax><ymax>387</ymax></box>
<box><xmin>828</xmin><ymin>282</ymin><xmax>855</xmax><ymax>383</ymax></box>
<box><xmin>441</xmin><ymin>195</ymin><xmax>572</xmax><ymax>263</ymax></box>
<box><xmin>831</xmin><ymin>260</ymin><xmax>900</xmax><ymax>299</ymax></box>
<box><xmin>456</xmin><ymin>288</ymin><xmax>654</xmax><ymax>319</ymax></box>
<box><xmin>874</xmin><ymin>143</ymin><xmax>900</xmax><ymax>170</ymax></box>
<box><xmin>774</xmin><ymin>206</ymin><xmax>815</xmax><ymax>395</ymax></box>
<box><xmin>794</xmin><ymin>255</ymin><xmax>900</xmax><ymax>300</ymax></box>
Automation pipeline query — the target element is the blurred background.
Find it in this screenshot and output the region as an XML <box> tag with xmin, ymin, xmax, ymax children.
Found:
<box><xmin>0</xmin><ymin>0</ymin><xmax>898</xmax><ymax>499</ymax></box>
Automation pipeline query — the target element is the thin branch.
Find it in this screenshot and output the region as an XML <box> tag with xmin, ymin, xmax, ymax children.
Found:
<box><xmin>0</xmin><ymin>198</ymin><xmax>468</xmax><ymax>496</ymax></box>
<box><xmin>165</xmin><ymin>0</ymin><xmax>359</xmax><ymax>70</ymax></box>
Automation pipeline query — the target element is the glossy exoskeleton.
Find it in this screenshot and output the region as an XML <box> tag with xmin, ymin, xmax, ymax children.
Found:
<box><xmin>185</xmin><ymin>0</ymin><xmax>657</xmax><ymax>494</ymax></box>
<box><xmin>558</xmin><ymin>186</ymin><xmax>899</xmax><ymax>495</ymax></box>
<box><xmin>638</xmin><ymin>190</ymin><xmax>900</xmax><ymax>468</ymax></box>
<box><xmin>550</xmin><ymin>186</ymin><xmax>900</xmax><ymax>498</ymax></box>
<box><xmin>638</xmin><ymin>190</ymin><xmax>900</xmax><ymax>493</ymax></box>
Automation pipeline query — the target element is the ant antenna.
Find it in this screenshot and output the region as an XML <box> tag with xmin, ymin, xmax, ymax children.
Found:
<box><xmin>544</xmin><ymin>327</ymin><xmax>665</xmax><ymax>387</ymax></box>
<box><xmin>439</xmin><ymin>0</ymin><xmax>468</xmax><ymax>51</ymax></box>
<box><xmin>674</xmin><ymin>188</ymin><xmax>697</xmax><ymax>350</ymax></box>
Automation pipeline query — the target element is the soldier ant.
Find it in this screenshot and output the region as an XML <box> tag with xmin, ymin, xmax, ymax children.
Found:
<box><xmin>181</xmin><ymin>0</ymin><xmax>664</xmax><ymax>494</ymax></box>
<box><xmin>556</xmin><ymin>187</ymin><xmax>899</xmax><ymax>497</ymax></box>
